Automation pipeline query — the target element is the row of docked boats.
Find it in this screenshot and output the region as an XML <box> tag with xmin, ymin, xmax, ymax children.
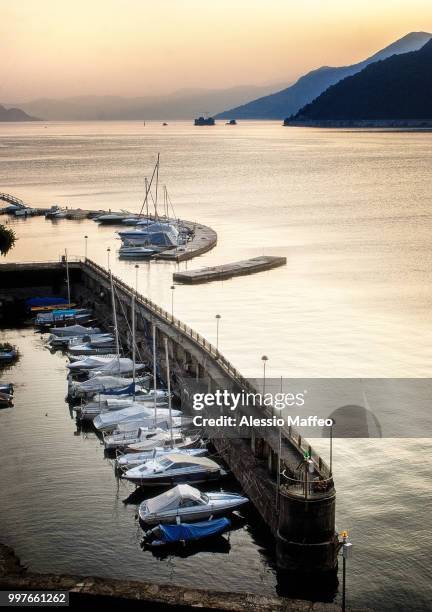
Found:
<box><xmin>93</xmin><ymin>157</ymin><xmax>193</xmax><ymax>260</ymax></box>
<box><xmin>32</xmin><ymin>283</ymin><xmax>248</xmax><ymax>548</ymax></box>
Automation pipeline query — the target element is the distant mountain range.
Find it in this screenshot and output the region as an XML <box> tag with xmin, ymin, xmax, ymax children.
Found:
<box><xmin>216</xmin><ymin>31</ymin><xmax>432</xmax><ymax>120</ymax></box>
<box><xmin>285</xmin><ymin>38</ymin><xmax>432</xmax><ymax>126</ymax></box>
<box><xmin>0</xmin><ymin>104</ymin><xmax>38</xmax><ymax>122</ymax></box>
<box><xmin>3</xmin><ymin>84</ymin><xmax>287</xmax><ymax>121</ymax></box>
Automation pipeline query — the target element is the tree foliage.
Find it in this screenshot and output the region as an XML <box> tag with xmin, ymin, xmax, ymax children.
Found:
<box><xmin>0</xmin><ymin>224</ymin><xmax>17</xmax><ymax>255</ymax></box>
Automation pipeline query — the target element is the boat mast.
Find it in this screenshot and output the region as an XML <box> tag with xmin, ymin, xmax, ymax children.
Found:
<box><xmin>154</xmin><ymin>153</ymin><xmax>160</xmax><ymax>220</ymax></box>
<box><xmin>65</xmin><ymin>249</ymin><xmax>71</xmax><ymax>305</ymax></box>
<box><xmin>110</xmin><ymin>271</ymin><xmax>120</xmax><ymax>361</ymax></box>
<box><xmin>152</xmin><ymin>323</ymin><xmax>157</xmax><ymax>427</ymax></box>
<box><xmin>164</xmin><ymin>336</ymin><xmax>174</xmax><ymax>447</ymax></box>
<box><xmin>145</xmin><ymin>177</ymin><xmax>149</xmax><ymax>225</ymax></box>
<box><xmin>132</xmin><ymin>294</ymin><xmax>136</xmax><ymax>400</ymax></box>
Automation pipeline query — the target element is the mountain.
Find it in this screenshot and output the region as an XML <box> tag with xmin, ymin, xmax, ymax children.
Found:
<box><xmin>0</xmin><ymin>104</ymin><xmax>39</xmax><ymax>122</ymax></box>
<box><xmin>215</xmin><ymin>31</ymin><xmax>432</xmax><ymax>120</ymax></box>
<box><xmin>8</xmin><ymin>84</ymin><xmax>287</xmax><ymax>121</ymax></box>
<box><xmin>285</xmin><ymin>39</ymin><xmax>432</xmax><ymax>125</ymax></box>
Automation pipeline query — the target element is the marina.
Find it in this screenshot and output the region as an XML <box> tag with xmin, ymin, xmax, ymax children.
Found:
<box><xmin>1</xmin><ymin>121</ymin><xmax>431</xmax><ymax>612</ymax></box>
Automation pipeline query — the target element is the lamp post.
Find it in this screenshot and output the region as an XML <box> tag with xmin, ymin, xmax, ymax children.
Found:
<box><xmin>339</xmin><ymin>531</ymin><xmax>353</xmax><ymax>612</ymax></box>
<box><xmin>215</xmin><ymin>314</ymin><xmax>221</xmax><ymax>353</ymax></box>
<box><xmin>107</xmin><ymin>247</ymin><xmax>111</xmax><ymax>270</ymax></box>
<box><xmin>84</xmin><ymin>235</ymin><xmax>88</xmax><ymax>259</ymax></box>
<box><xmin>261</xmin><ymin>355</ymin><xmax>268</xmax><ymax>397</ymax></box>
<box><xmin>170</xmin><ymin>285</ymin><xmax>175</xmax><ymax>321</ymax></box>
<box><xmin>135</xmin><ymin>264</ymin><xmax>139</xmax><ymax>295</ymax></box>
<box><xmin>330</xmin><ymin>418</ymin><xmax>335</xmax><ymax>477</ymax></box>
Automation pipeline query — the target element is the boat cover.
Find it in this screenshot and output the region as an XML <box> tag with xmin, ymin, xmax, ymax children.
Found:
<box><xmin>147</xmin><ymin>484</ymin><xmax>203</xmax><ymax>514</ymax></box>
<box><xmin>154</xmin><ymin>518</ymin><xmax>230</xmax><ymax>543</ymax></box>
<box><xmin>26</xmin><ymin>297</ymin><xmax>69</xmax><ymax>307</ymax></box>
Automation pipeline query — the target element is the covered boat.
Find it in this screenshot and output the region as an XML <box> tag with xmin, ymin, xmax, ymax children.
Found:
<box><xmin>138</xmin><ymin>484</ymin><xmax>248</xmax><ymax>524</ymax></box>
<box><xmin>67</xmin><ymin>355</ymin><xmax>120</xmax><ymax>372</ymax></box>
<box><xmin>116</xmin><ymin>447</ymin><xmax>208</xmax><ymax>468</ymax></box>
<box><xmin>93</xmin><ymin>403</ymin><xmax>181</xmax><ymax>430</ymax></box>
<box><xmin>69</xmin><ymin>375</ymin><xmax>149</xmax><ymax>399</ymax></box>
<box><xmin>49</xmin><ymin>324</ymin><xmax>101</xmax><ymax>337</ymax></box>
<box><xmin>122</xmin><ymin>453</ymin><xmax>226</xmax><ymax>486</ymax></box>
<box><xmin>103</xmin><ymin>425</ymin><xmax>181</xmax><ymax>450</ymax></box>
<box><xmin>126</xmin><ymin>431</ymin><xmax>198</xmax><ymax>453</ymax></box>
<box><xmin>143</xmin><ymin>517</ymin><xmax>231</xmax><ymax>546</ymax></box>
<box><xmin>88</xmin><ymin>357</ymin><xmax>146</xmax><ymax>377</ymax></box>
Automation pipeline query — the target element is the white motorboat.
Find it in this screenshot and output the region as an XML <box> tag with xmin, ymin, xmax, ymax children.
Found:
<box><xmin>126</xmin><ymin>431</ymin><xmax>199</xmax><ymax>453</ymax></box>
<box><xmin>93</xmin><ymin>403</ymin><xmax>182</xmax><ymax>430</ymax></box>
<box><xmin>104</xmin><ymin>425</ymin><xmax>182</xmax><ymax>450</ymax></box>
<box><xmin>138</xmin><ymin>484</ymin><xmax>248</xmax><ymax>524</ymax></box>
<box><xmin>95</xmin><ymin>212</ymin><xmax>132</xmax><ymax>224</ymax></box>
<box><xmin>123</xmin><ymin>454</ymin><xmax>226</xmax><ymax>487</ymax></box>
<box><xmin>118</xmin><ymin>246</ymin><xmax>155</xmax><ymax>258</ymax></box>
<box><xmin>116</xmin><ymin>447</ymin><xmax>208</xmax><ymax>468</ymax></box>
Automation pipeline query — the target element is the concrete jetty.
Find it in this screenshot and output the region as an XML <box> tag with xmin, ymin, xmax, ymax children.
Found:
<box><xmin>173</xmin><ymin>256</ymin><xmax>286</xmax><ymax>284</ymax></box>
<box><xmin>0</xmin><ymin>259</ymin><xmax>338</xmax><ymax>578</ymax></box>
<box><xmin>0</xmin><ymin>544</ymin><xmax>369</xmax><ymax>611</ymax></box>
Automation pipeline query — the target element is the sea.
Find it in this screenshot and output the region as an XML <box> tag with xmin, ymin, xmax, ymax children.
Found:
<box><xmin>0</xmin><ymin>121</ymin><xmax>431</xmax><ymax>611</ymax></box>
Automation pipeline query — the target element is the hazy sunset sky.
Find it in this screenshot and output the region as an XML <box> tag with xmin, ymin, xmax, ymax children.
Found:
<box><xmin>1</xmin><ymin>0</ymin><xmax>432</xmax><ymax>101</ymax></box>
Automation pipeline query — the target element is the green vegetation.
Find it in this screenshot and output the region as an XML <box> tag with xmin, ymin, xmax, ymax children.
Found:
<box><xmin>0</xmin><ymin>224</ymin><xmax>17</xmax><ymax>255</ymax></box>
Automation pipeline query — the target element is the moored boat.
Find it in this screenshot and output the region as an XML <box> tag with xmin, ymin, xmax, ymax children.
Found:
<box><xmin>143</xmin><ymin>517</ymin><xmax>231</xmax><ymax>547</ymax></box>
<box><xmin>122</xmin><ymin>453</ymin><xmax>226</xmax><ymax>486</ymax></box>
<box><xmin>116</xmin><ymin>446</ymin><xmax>208</xmax><ymax>468</ymax></box>
<box><xmin>138</xmin><ymin>484</ymin><xmax>248</xmax><ymax>524</ymax></box>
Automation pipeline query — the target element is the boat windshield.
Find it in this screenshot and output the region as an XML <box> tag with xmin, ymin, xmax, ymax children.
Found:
<box><xmin>200</xmin><ymin>492</ymin><xmax>209</xmax><ymax>504</ymax></box>
<box><xmin>158</xmin><ymin>458</ymin><xmax>173</xmax><ymax>468</ymax></box>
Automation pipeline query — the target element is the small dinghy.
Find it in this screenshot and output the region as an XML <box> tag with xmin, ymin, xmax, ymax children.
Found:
<box><xmin>123</xmin><ymin>453</ymin><xmax>226</xmax><ymax>487</ymax></box>
<box><xmin>49</xmin><ymin>324</ymin><xmax>101</xmax><ymax>337</ymax></box>
<box><xmin>139</xmin><ymin>484</ymin><xmax>248</xmax><ymax>524</ymax></box>
<box><xmin>116</xmin><ymin>447</ymin><xmax>208</xmax><ymax>468</ymax></box>
<box><xmin>143</xmin><ymin>517</ymin><xmax>231</xmax><ymax>547</ymax></box>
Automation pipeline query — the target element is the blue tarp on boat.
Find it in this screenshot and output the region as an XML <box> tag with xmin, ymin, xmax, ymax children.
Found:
<box><xmin>102</xmin><ymin>383</ymin><xmax>136</xmax><ymax>396</ymax></box>
<box><xmin>26</xmin><ymin>297</ymin><xmax>69</xmax><ymax>307</ymax></box>
<box><xmin>156</xmin><ymin>518</ymin><xmax>231</xmax><ymax>544</ymax></box>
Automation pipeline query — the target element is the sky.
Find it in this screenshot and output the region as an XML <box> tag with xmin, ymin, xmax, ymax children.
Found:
<box><xmin>1</xmin><ymin>0</ymin><xmax>432</xmax><ymax>101</ymax></box>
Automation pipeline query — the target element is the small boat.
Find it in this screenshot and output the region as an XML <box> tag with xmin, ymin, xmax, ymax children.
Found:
<box><xmin>67</xmin><ymin>355</ymin><xmax>122</xmax><ymax>372</ymax></box>
<box><xmin>0</xmin><ymin>345</ymin><xmax>17</xmax><ymax>363</ymax></box>
<box><xmin>26</xmin><ymin>296</ymin><xmax>70</xmax><ymax>310</ymax></box>
<box><xmin>95</xmin><ymin>212</ymin><xmax>132</xmax><ymax>224</ymax></box>
<box><xmin>138</xmin><ymin>484</ymin><xmax>248</xmax><ymax>524</ymax></box>
<box><xmin>121</xmin><ymin>217</ymin><xmax>140</xmax><ymax>225</ymax></box>
<box><xmin>36</xmin><ymin>309</ymin><xmax>92</xmax><ymax>327</ymax></box>
<box><xmin>93</xmin><ymin>403</ymin><xmax>181</xmax><ymax>430</ymax></box>
<box><xmin>122</xmin><ymin>453</ymin><xmax>226</xmax><ymax>487</ymax></box>
<box><xmin>104</xmin><ymin>425</ymin><xmax>181</xmax><ymax>450</ymax></box>
<box><xmin>119</xmin><ymin>246</ymin><xmax>155</xmax><ymax>258</ymax></box>
<box><xmin>194</xmin><ymin>117</ymin><xmax>215</xmax><ymax>126</ymax></box>
<box><xmin>0</xmin><ymin>383</ymin><xmax>13</xmax><ymax>395</ymax></box>
<box><xmin>68</xmin><ymin>375</ymin><xmax>150</xmax><ymax>399</ymax></box>
<box><xmin>143</xmin><ymin>517</ymin><xmax>231</xmax><ymax>547</ymax></box>
<box><xmin>76</xmin><ymin>397</ymin><xmax>169</xmax><ymax>421</ymax></box>
<box><xmin>87</xmin><ymin>357</ymin><xmax>146</xmax><ymax>377</ymax></box>
<box><xmin>0</xmin><ymin>391</ymin><xmax>13</xmax><ymax>407</ymax></box>
<box><xmin>67</xmin><ymin>343</ymin><xmax>117</xmax><ymax>356</ymax></box>
<box><xmin>50</xmin><ymin>333</ymin><xmax>113</xmax><ymax>349</ymax></box>
<box><xmin>49</xmin><ymin>324</ymin><xmax>101</xmax><ymax>337</ymax></box>
<box><xmin>226</xmin><ymin>119</ymin><xmax>237</xmax><ymax>125</ymax></box>
<box><xmin>116</xmin><ymin>447</ymin><xmax>208</xmax><ymax>468</ymax></box>
<box><xmin>126</xmin><ymin>431</ymin><xmax>200</xmax><ymax>453</ymax></box>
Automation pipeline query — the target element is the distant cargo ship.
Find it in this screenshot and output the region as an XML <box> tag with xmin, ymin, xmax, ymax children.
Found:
<box><xmin>194</xmin><ymin>116</ymin><xmax>215</xmax><ymax>126</ymax></box>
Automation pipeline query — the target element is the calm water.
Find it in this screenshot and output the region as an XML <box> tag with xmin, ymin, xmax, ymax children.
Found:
<box><xmin>0</xmin><ymin>121</ymin><xmax>431</xmax><ymax>610</ymax></box>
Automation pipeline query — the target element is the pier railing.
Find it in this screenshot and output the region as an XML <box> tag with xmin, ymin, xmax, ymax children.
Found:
<box><xmin>79</xmin><ymin>257</ymin><xmax>331</xmax><ymax>478</ymax></box>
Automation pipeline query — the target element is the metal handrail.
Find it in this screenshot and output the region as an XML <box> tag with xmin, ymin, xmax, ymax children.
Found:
<box><xmin>82</xmin><ymin>258</ymin><xmax>330</xmax><ymax>476</ymax></box>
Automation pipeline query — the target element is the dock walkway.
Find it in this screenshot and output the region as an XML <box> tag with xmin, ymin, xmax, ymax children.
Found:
<box><xmin>173</xmin><ymin>255</ymin><xmax>286</xmax><ymax>283</ymax></box>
